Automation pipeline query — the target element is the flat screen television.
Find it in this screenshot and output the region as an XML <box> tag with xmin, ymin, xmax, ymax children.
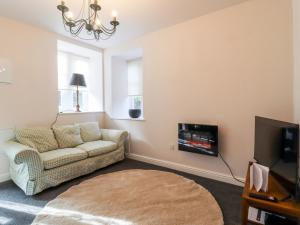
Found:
<box><xmin>254</xmin><ymin>116</ymin><xmax>299</xmax><ymax>199</ymax></box>
<box><xmin>178</xmin><ymin>123</ymin><xmax>218</xmax><ymax>157</ymax></box>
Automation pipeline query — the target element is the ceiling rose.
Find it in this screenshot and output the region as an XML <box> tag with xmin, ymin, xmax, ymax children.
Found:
<box><xmin>57</xmin><ymin>0</ymin><xmax>119</xmax><ymax>41</ymax></box>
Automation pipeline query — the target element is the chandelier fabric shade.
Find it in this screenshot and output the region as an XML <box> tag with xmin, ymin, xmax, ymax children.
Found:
<box><xmin>57</xmin><ymin>0</ymin><xmax>120</xmax><ymax>41</ymax></box>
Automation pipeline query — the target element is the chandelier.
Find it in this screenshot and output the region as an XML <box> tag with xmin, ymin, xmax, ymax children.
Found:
<box><xmin>57</xmin><ymin>0</ymin><xmax>119</xmax><ymax>41</ymax></box>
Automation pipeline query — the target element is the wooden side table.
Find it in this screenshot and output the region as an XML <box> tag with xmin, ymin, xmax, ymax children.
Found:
<box><xmin>241</xmin><ymin>162</ymin><xmax>300</xmax><ymax>224</ymax></box>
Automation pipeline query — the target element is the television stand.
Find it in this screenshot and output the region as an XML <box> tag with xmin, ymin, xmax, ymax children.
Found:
<box><xmin>241</xmin><ymin>162</ymin><xmax>300</xmax><ymax>224</ymax></box>
<box><xmin>280</xmin><ymin>194</ymin><xmax>292</xmax><ymax>202</ymax></box>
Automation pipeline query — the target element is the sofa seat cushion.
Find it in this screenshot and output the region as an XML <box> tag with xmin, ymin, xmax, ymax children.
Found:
<box><xmin>40</xmin><ymin>148</ymin><xmax>88</xmax><ymax>170</ymax></box>
<box><xmin>77</xmin><ymin>140</ymin><xmax>117</xmax><ymax>157</ymax></box>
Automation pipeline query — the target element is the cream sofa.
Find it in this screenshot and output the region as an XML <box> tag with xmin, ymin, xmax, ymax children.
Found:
<box><xmin>4</xmin><ymin>123</ymin><xmax>128</xmax><ymax>195</ymax></box>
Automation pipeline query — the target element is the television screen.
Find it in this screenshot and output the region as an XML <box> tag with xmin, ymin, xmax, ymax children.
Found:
<box><xmin>254</xmin><ymin>116</ymin><xmax>299</xmax><ymax>196</ymax></box>
<box><xmin>178</xmin><ymin>123</ymin><xmax>218</xmax><ymax>157</ymax></box>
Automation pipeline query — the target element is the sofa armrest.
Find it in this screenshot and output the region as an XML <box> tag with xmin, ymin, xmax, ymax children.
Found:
<box><xmin>101</xmin><ymin>129</ymin><xmax>128</xmax><ymax>147</ymax></box>
<box><xmin>4</xmin><ymin>141</ymin><xmax>44</xmax><ymax>179</ymax></box>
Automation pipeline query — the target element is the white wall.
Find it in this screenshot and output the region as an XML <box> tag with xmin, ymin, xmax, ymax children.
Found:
<box><xmin>104</xmin><ymin>0</ymin><xmax>294</xmax><ymax>182</ymax></box>
<box><xmin>0</xmin><ymin>17</ymin><xmax>104</xmax><ymax>181</ymax></box>
<box><xmin>293</xmin><ymin>0</ymin><xmax>300</xmax><ymax>124</ymax></box>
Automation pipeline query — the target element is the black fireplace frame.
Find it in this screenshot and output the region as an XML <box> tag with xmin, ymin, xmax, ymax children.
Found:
<box><xmin>178</xmin><ymin>123</ymin><xmax>218</xmax><ymax>157</ymax></box>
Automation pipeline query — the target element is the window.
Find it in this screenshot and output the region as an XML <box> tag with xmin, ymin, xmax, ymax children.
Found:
<box><xmin>57</xmin><ymin>40</ymin><xmax>103</xmax><ymax>113</ymax></box>
<box><xmin>128</xmin><ymin>59</ymin><xmax>143</xmax><ymax>115</ymax></box>
<box><xmin>110</xmin><ymin>49</ymin><xmax>144</xmax><ymax>120</ymax></box>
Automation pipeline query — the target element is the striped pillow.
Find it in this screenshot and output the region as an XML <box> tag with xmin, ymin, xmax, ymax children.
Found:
<box><xmin>15</xmin><ymin>128</ymin><xmax>59</xmax><ymax>153</ymax></box>
<box><xmin>53</xmin><ymin>125</ymin><xmax>83</xmax><ymax>148</ymax></box>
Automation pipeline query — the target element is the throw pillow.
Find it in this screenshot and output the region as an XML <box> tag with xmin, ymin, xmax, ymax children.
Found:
<box><xmin>77</xmin><ymin>122</ymin><xmax>102</xmax><ymax>142</ymax></box>
<box><xmin>53</xmin><ymin>125</ymin><xmax>83</xmax><ymax>148</ymax></box>
<box><xmin>15</xmin><ymin>127</ymin><xmax>59</xmax><ymax>153</ymax></box>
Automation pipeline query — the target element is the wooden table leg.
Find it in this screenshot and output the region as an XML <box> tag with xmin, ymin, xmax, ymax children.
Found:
<box><xmin>241</xmin><ymin>199</ymin><xmax>249</xmax><ymax>225</ymax></box>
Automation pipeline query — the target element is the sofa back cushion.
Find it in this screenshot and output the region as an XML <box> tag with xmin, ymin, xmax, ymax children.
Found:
<box><xmin>77</xmin><ymin>122</ymin><xmax>102</xmax><ymax>142</ymax></box>
<box><xmin>15</xmin><ymin>128</ymin><xmax>59</xmax><ymax>153</ymax></box>
<box><xmin>53</xmin><ymin>125</ymin><xmax>83</xmax><ymax>148</ymax></box>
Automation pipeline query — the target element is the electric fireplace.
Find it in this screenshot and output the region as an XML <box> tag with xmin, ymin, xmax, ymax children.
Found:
<box><xmin>178</xmin><ymin>123</ymin><xmax>218</xmax><ymax>157</ymax></box>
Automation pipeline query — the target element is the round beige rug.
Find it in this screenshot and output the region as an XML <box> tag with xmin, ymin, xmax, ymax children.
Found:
<box><xmin>32</xmin><ymin>170</ymin><xmax>223</xmax><ymax>225</ymax></box>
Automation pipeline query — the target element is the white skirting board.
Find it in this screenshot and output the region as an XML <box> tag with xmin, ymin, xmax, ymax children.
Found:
<box><xmin>0</xmin><ymin>152</ymin><xmax>245</xmax><ymax>185</ymax></box>
<box><xmin>126</xmin><ymin>153</ymin><xmax>245</xmax><ymax>187</ymax></box>
<box><xmin>0</xmin><ymin>173</ymin><xmax>10</xmax><ymax>183</ymax></box>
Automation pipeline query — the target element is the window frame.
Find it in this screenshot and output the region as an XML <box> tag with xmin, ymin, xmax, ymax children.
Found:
<box><xmin>57</xmin><ymin>40</ymin><xmax>104</xmax><ymax>113</ymax></box>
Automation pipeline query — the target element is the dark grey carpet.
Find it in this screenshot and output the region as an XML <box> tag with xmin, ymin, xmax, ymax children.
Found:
<box><xmin>0</xmin><ymin>158</ymin><xmax>242</xmax><ymax>225</ymax></box>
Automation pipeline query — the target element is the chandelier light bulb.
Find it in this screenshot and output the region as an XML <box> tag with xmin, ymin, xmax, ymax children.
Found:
<box><xmin>93</xmin><ymin>19</ymin><xmax>101</xmax><ymax>30</ymax></box>
<box><xmin>95</xmin><ymin>19</ymin><xmax>101</xmax><ymax>26</ymax></box>
<box><xmin>112</xmin><ymin>10</ymin><xmax>118</xmax><ymax>20</ymax></box>
<box><xmin>66</xmin><ymin>11</ymin><xmax>74</xmax><ymax>20</ymax></box>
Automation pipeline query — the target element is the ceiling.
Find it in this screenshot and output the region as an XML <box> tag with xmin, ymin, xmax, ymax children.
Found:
<box><xmin>0</xmin><ymin>0</ymin><xmax>249</xmax><ymax>49</ymax></box>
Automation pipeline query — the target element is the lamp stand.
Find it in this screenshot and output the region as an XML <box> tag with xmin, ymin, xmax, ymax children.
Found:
<box><xmin>76</xmin><ymin>85</ymin><xmax>81</xmax><ymax>112</ymax></box>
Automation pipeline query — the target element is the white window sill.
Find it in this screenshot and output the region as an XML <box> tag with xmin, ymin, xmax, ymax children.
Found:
<box><xmin>111</xmin><ymin>117</ymin><xmax>145</xmax><ymax>121</ymax></box>
<box><xmin>59</xmin><ymin>111</ymin><xmax>104</xmax><ymax>115</ymax></box>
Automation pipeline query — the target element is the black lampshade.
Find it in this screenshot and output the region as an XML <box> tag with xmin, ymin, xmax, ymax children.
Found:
<box><xmin>70</xmin><ymin>73</ymin><xmax>87</xmax><ymax>87</ymax></box>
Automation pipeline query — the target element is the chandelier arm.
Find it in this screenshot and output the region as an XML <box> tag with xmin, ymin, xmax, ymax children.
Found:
<box><xmin>96</xmin><ymin>29</ymin><xmax>115</xmax><ymax>40</ymax></box>
<box><xmin>100</xmin><ymin>29</ymin><xmax>116</xmax><ymax>36</ymax></box>
<box><xmin>66</xmin><ymin>20</ymin><xmax>86</xmax><ymax>36</ymax></box>
<box><xmin>63</xmin><ymin>18</ymin><xmax>69</xmax><ymax>31</ymax></box>
<box><xmin>69</xmin><ymin>31</ymin><xmax>95</xmax><ymax>41</ymax></box>
<box><xmin>100</xmin><ymin>23</ymin><xmax>115</xmax><ymax>31</ymax></box>
<box><xmin>93</xmin><ymin>31</ymin><xmax>100</xmax><ymax>40</ymax></box>
<box><xmin>62</xmin><ymin>12</ymin><xmax>76</xmax><ymax>25</ymax></box>
<box><xmin>100</xmin><ymin>24</ymin><xmax>117</xmax><ymax>34</ymax></box>
<box><xmin>84</xmin><ymin>8</ymin><xmax>96</xmax><ymax>28</ymax></box>
<box><xmin>73</xmin><ymin>19</ymin><xmax>88</xmax><ymax>26</ymax></box>
<box><xmin>77</xmin><ymin>23</ymin><xmax>87</xmax><ymax>35</ymax></box>
<box><xmin>64</xmin><ymin>23</ymin><xmax>74</xmax><ymax>34</ymax></box>
<box><xmin>61</xmin><ymin>12</ymin><xmax>68</xmax><ymax>24</ymax></box>
<box><xmin>101</xmin><ymin>29</ymin><xmax>116</xmax><ymax>36</ymax></box>
<box><xmin>70</xmin><ymin>32</ymin><xmax>96</xmax><ymax>41</ymax></box>
<box><xmin>70</xmin><ymin>23</ymin><xmax>86</xmax><ymax>36</ymax></box>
